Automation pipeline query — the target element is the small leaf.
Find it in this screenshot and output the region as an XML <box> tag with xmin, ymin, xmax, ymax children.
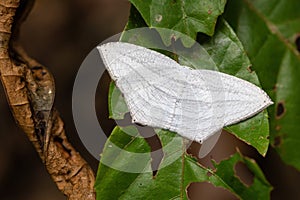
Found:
<box><xmin>95</xmin><ymin>127</ymin><xmax>272</xmax><ymax>199</ymax></box>
<box><xmin>129</xmin><ymin>0</ymin><xmax>227</xmax><ymax>46</ymax></box>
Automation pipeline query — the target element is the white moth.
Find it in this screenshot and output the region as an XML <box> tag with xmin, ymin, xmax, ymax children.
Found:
<box><xmin>97</xmin><ymin>42</ymin><xmax>273</xmax><ymax>157</ymax></box>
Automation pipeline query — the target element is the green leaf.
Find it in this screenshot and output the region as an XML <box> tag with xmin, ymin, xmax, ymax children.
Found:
<box><xmin>224</xmin><ymin>0</ymin><xmax>300</xmax><ymax>170</ymax></box>
<box><xmin>108</xmin><ymin>5</ymin><xmax>270</xmax><ymax>156</ymax></box>
<box><xmin>183</xmin><ymin>19</ymin><xmax>271</xmax><ymax>155</ymax></box>
<box><xmin>129</xmin><ymin>0</ymin><xmax>227</xmax><ymax>46</ymax></box>
<box><xmin>98</xmin><ymin>3</ymin><xmax>273</xmax><ymax>198</ymax></box>
<box><xmin>95</xmin><ymin>126</ymin><xmax>272</xmax><ymax>199</ymax></box>
<box><xmin>108</xmin><ymin>82</ymin><xmax>128</xmax><ymax>119</ymax></box>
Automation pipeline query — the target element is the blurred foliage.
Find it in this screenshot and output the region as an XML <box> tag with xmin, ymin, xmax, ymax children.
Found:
<box><xmin>224</xmin><ymin>0</ymin><xmax>300</xmax><ymax>171</ymax></box>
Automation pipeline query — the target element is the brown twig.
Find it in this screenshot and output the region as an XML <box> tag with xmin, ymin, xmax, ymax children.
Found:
<box><xmin>0</xmin><ymin>0</ymin><xmax>96</xmax><ymax>199</ymax></box>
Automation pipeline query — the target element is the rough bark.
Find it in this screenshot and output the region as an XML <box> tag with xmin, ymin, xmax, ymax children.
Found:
<box><xmin>0</xmin><ymin>0</ymin><xmax>96</xmax><ymax>199</ymax></box>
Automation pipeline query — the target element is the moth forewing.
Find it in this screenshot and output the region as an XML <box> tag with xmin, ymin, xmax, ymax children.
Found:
<box><xmin>98</xmin><ymin>42</ymin><xmax>273</xmax><ymax>157</ymax></box>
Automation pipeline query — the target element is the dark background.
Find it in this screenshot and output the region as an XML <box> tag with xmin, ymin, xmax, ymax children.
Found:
<box><xmin>0</xmin><ymin>0</ymin><xmax>129</xmax><ymax>199</ymax></box>
<box><xmin>0</xmin><ymin>0</ymin><xmax>299</xmax><ymax>199</ymax></box>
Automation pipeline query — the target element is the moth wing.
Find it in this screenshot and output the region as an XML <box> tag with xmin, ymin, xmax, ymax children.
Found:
<box><xmin>193</xmin><ymin>70</ymin><xmax>273</xmax><ymax>127</ymax></box>
<box><xmin>97</xmin><ymin>41</ymin><xmax>187</xmax><ymax>125</ymax></box>
<box><xmin>97</xmin><ymin>42</ymin><xmax>273</xmax><ymax>146</ymax></box>
<box><xmin>98</xmin><ymin>42</ymin><xmax>215</xmax><ymax>142</ymax></box>
<box><xmin>97</xmin><ymin>42</ymin><xmax>185</xmax><ymax>81</ymax></box>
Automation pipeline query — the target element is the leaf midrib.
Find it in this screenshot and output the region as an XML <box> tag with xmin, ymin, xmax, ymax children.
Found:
<box><xmin>243</xmin><ymin>0</ymin><xmax>300</xmax><ymax>60</ymax></box>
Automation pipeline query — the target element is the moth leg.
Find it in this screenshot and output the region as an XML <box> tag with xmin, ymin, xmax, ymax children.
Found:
<box><xmin>198</xmin><ymin>130</ymin><xmax>222</xmax><ymax>158</ymax></box>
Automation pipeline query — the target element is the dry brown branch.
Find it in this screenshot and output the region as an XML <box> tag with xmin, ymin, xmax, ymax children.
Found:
<box><xmin>0</xmin><ymin>0</ymin><xmax>95</xmax><ymax>199</ymax></box>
